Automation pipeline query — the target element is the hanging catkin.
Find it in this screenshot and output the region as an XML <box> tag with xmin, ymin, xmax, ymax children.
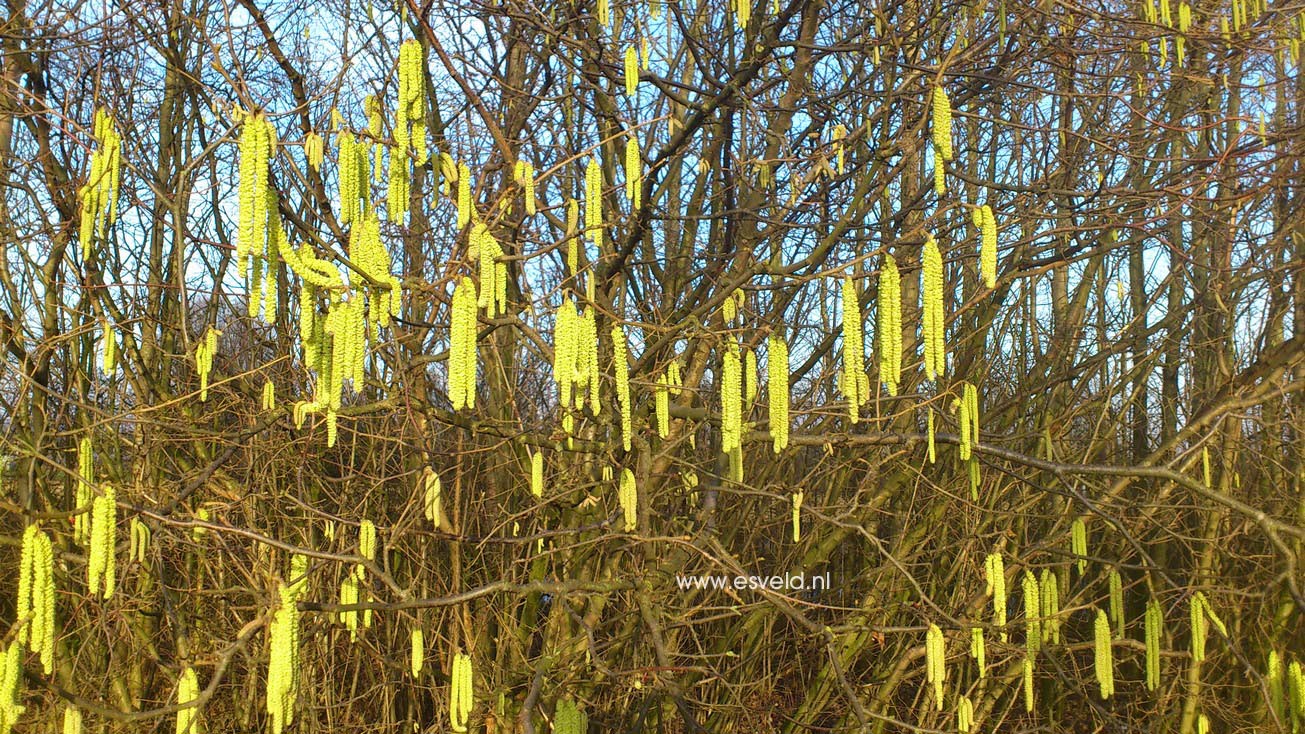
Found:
<box><xmin>449</xmin><ymin>277</ymin><xmax>479</xmax><ymax>411</ymax></box>
<box><xmin>457</xmin><ymin>162</ymin><xmax>472</xmax><ymax>229</ymax></box>
<box><xmin>931</xmin><ymin>85</ymin><xmax>954</xmax><ymax>161</ymax></box>
<box><xmin>88</xmin><ymin>484</ymin><xmax>117</xmax><ymax>600</ymax></box>
<box><xmin>1094</xmin><ymin>608</ymin><xmax>1115</xmax><ymax>699</ymax></box>
<box><xmin>619</xmin><ymin>468</ymin><xmax>637</xmax><ymax>531</ymax></box>
<box><xmin>877</xmin><ymin>253</ymin><xmax>901</xmax><ymax>395</ymax></box>
<box><xmin>449</xmin><ymin>652</ymin><xmax>473</xmax><ymax>732</ymax></box>
<box><xmin>175</xmin><ymin>665</ymin><xmax>202</xmax><ymax>734</ymax></box>
<box><xmin>1039</xmin><ymin>568</ymin><xmax>1060</xmax><ymax>644</ymax></box>
<box><xmin>970</xmin><ymin>627</ymin><xmax>985</xmax><ymax>677</ymax></box>
<box><xmin>63</xmin><ymin>705</ymin><xmax>82</xmax><ymax>734</ymax></box>
<box><xmin>472</xmin><ymin>222</ymin><xmax>508</xmax><ymax>317</ymax></box>
<box><xmin>625</xmin><ymin>135</ymin><xmax>642</xmax><ymax>210</ymax></box>
<box><xmin>921</xmin><ymin>234</ymin><xmax>946</xmax><ymax>380</ymax></box>
<box><xmin>979</xmin><ymin>204</ymin><xmax>997</xmax><ymax>288</ymax></box>
<box><xmin>1145</xmin><ymin>598</ymin><xmax>1163</xmax><ymax>691</ymax></box>
<box><xmin>195</xmin><ymin>327</ymin><xmax>219</xmax><ymax>402</ymax></box>
<box><xmin>1071</xmin><ymin>516</ymin><xmax>1088</xmax><ymax>575</ymax></box>
<box><xmin>79</xmin><ymin>108</ymin><xmax>123</xmax><ymax>260</ymax></box>
<box><xmin>956</xmin><ymin>695</ymin><xmax>973</xmax><ymax>733</ymax></box>
<box><xmin>612</xmin><ymin>324</ymin><xmax>631</xmax><ymax>452</ymax></box>
<box><xmin>267</xmin><ymin>582</ymin><xmax>303</xmax><ymax>734</ymax></box>
<box><xmin>984</xmin><ymin>552</ymin><xmax>1007</xmax><ymax>641</ymax></box>
<box><xmin>585</xmin><ymin>158</ymin><xmax>602</xmax><ymax>247</ymax></box>
<box><xmin>625</xmin><ymin>46</ymin><xmax>638</xmax><ymax>96</ymax></box>
<box><xmin>654</xmin><ymin>372</ymin><xmax>670</xmax><ymax>439</ymax></box>
<box><xmin>1108</xmin><ymin>569</ymin><xmax>1124</xmax><ymax>639</ymax></box>
<box><xmin>17</xmin><ymin>525</ymin><xmax>55</xmax><ymax>674</ymax></box>
<box><xmin>410</xmin><ymin>627</ymin><xmax>424</xmax><ymax>677</ymax></box>
<box><xmin>768</xmin><ymin>332</ymin><xmax>789</xmax><ymax>452</ymax></box>
<box><xmin>530</xmin><ymin>450</ymin><xmax>544</xmax><ymax>498</ymax></box>
<box><xmin>721</xmin><ymin>342</ymin><xmax>743</xmax><ymax>454</ymax></box>
<box><xmin>791</xmin><ymin>490</ymin><xmax>803</xmax><ymax>542</ymax></box>
<box><xmin>1023</xmin><ymin>571</ymin><xmax>1041</xmax><ymax>656</ymax></box>
<box><xmin>925</xmin><ymin>624</ymin><xmax>945</xmax><ymax>710</ymax></box>
<box><xmin>840</xmin><ymin>275</ymin><xmax>865</xmax><ymax>423</ymax></box>
<box><xmin>421</xmin><ymin>468</ymin><xmax>442</xmax><ymax>527</ymax></box>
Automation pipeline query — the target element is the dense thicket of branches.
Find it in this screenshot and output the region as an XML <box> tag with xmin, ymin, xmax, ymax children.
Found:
<box><xmin>1</xmin><ymin>0</ymin><xmax>1302</xmax><ymax>731</ymax></box>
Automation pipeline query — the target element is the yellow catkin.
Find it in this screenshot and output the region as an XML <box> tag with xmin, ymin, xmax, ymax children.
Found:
<box><xmin>1190</xmin><ymin>593</ymin><xmax>1207</xmax><ymax>663</ymax></box>
<box><xmin>410</xmin><ymin>627</ymin><xmax>424</xmax><ymax>677</ymax></box>
<box><xmin>877</xmin><ymin>253</ymin><xmax>901</xmax><ymax>395</ymax></box>
<box><xmin>237</xmin><ymin>113</ymin><xmax>276</xmax><ymax>314</ymax></box>
<box><xmin>566</xmin><ymin>199</ymin><xmax>580</xmax><ymax>275</ymax></box>
<box><xmin>267</xmin><ymin>582</ymin><xmax>302</xmax><ymax>734</ymax></box>
<box><xmin>421</xmin><ymin>468</ymin><xmax>442</xmax><ymax>527</ymax></box>
<box><xmin>931</xmin><ymin>84</ymin><xmax>953</xmax><ymax>161</ymax></box>
<box><xmin>472</xmin><ymin>222</ymin><xmax>507</xmax><ymax>317</ymax></box>
<box><xmin>63</xmin><ymin>705</ymin><xmax>82</xmax><ymax>734</ymax></box>
<box><xmin>449</xmin><ymin>277</ymin><xmax>479</xmax><ymax>411</ymax></box>
<box><xmin>985</xmin><ymin>552</ymin><xmax>1007</xmax><ymax>641</ymax></box>
<box><xmin>449</xmin><ymin>652</ymin><xmax>473</xmax><ymax>732</ymax></box>
<box><xmin>88</xmin><ymin>484</ymin><xmax>117</xmax><ymax>599</ymax></box>
<box><xmin>597</xmin><ymin>0</ymin><xmax>610</xmax><ymax>27</ymax></box>
<box><xmin>957</xmin><ymin>695</ymin><xmax>973</xmax><ymax>733</ymax></box>
<box><xmin>625</xmin><ymin>135</ymin><xmax>641</xmax><ymax>209</ymax></box>
<box><xmin>358</xmin><ymin>520</ymin><xmax>376</xmax><ymax>564</ymax></box>
<box><xmin>195</xmin><ymin>327</ymin><xmax>219</xmax><ymax>402</ymax></box>
<box><xmin>1201</xmin><ymin>446</ymin><xmax>1211</xmax><ymax>487</ymax></box>
<box><xmin>612</xmin><ymin>324</ymin><xmax>631</xmax><ymax>452</ymax></box>
<box><xmin>581</xmin><ymin>306</ymin><xmax>600</xmax><ymax>415</ymax></box>
<box><xmin>1108</xmin><ymin>569</ymin><xmax>1124</xmax><ymax>639</ymax></box>
<box><xmin>387</xmin><ymin>145</ymin><xmax>410</xmax><ymax>221</ymax></box>
<box><xmin>1285</xmin><ymin>660</ymin><xmax>1303</xmax><ymax>721</ymax></box>
<box><xmin>1</xmin><ymin>639</ymin><xmax>23</xmax><ymax>732</ymax></box>
<box><xmin>970</xmin><ymin>627</ymin><xmax>985</xmax><ymax>677</ymax></box>
<box><xmin>396</xmin><ymin>40</ymin><xmax>426</xmax><ymax>158</ymax></box>
<box><xmin>1071</xmin><ymin>517</ymin><xmax>1088</xmax><ymax>575</ymax></box>
<box><xmin>840</xmin><ymin>276</ymin><xmax>864</xmax><ymax>423</ymax></box>
<box><xmin>925</xmin><ymin>624</ymin><xmax>945</xmax><ymax>710</ymax></box>
<box><xmin>1040</xmin><ymin>568</ymin><xmax>1060</xmax><ymax>644</ymax></box>
<box><xmin>585</xmin><ymin>158</ymin><xmax>602</xmax><ymax>247</ymax></box>
<box><xmin>1023</xmin><ymin>656</ymin><xmax>1034</xmax><ymax>712</ymax></box>
<box><xmin>791</xmin><ymin>490</ymin><xmax>803</xmax><ymax>541</ymax></box>
<box><xmin>735</xmin><ymin>0</ymin><xmax>751</xmax><ymax>28</ymax></box>
<box><xmin>304</xmin><ymin>132</ymin><xmax>324</xmax><ymax>171</ymax></box>
<box><xmin>1094</xmin><ymin>608</ymin><xmax>1114</xmax><ymax>699</ymax></box>
<box><xmin>625</xmin><ymin>46</ymin><xmax>638</xmax><ymax>97</ymax></box>
<box><xmin>744</xmin><ymin>348</ymin><xmax>757</xmax><ymax>405</ymax></box>
<box><xmin>456</xmin><ymin>162</ymin><xmax>472</xmax><ymax>229</ymax></box>
<box><xmin>926</xmin><ymin>407</ymin><xmax>936</xmax><ymax>464</ymax></box>
<box><xmin>261</xmin><ymin>379</ymin><xmax>275</xmax><ymax>411</ymax></box>
<box><xmin>514</xmin><ymin>159</ymin><xmax>537</xmax><ymax>215</ymax></box>
<box><xmin>78</xmin><ymin>108</ymin><xmax>123</xmax><ymax>260</ymax></box>
<box><xmin>176</xmin><ymin>665</ymin><xmax>202</xmax><ymax>734</ymax></box>
<box><xmin>655</xmin><ymin>373</ymin><xmax>670</xmax><ymax>439</ymax></box>
<box><xmin>768</xmin><ymin>332</ymin><xmax>789</xmax><ymax>452</ymax></box>
<box><xmin>1145</xmin><ymin>598</ymin><xmax>1163</xmax><ymax>691</ymax></box>
<box><xmin>1023</xmin><ymin>571</ymin><xmax>1041</xmax><ymax>658</ymax></box>
<box><xmin>18</xmin><ymin>525</ymin><xmax>55</xmax><ymax>674</ymax></box>
<box><xmin>529</xmin><ymin>450</ymin><xmax>544</xmax><ymax>498</ymax></box>
<box><xmin>76</xmin><ymin>436</ymin><xmax>94</xmax><ymax>546</ymax></box>
<box><xmin>130</xmin><ymin>517</ymin><xmax>150</xmax><ymax>566</ymax></box>
<box><xmin>100</xmin><ymin>318</ymin><xmax>117</xmax><ymax>373</ymax></box>
<box><xmin>619</xmin><ymin>468</ymin><xmax>637</xmax><ymax>531</ymax></box>
<box><xmin>921</xmin><ymin>234</ymin><xmax>945</xmax><ymax>381</ymax></box>
<box><xmin>721</xmin><ymin>343</ymin><xmax>743</xmax><ymax>455</ymax></box>
<box><xmin>831</xmin><ymin>124</ymin><xmax>847</xmax><ymax>175</ymax></box>
<box><xmin>980</xmin><ymin>204</ymin><xmax>997</xmax><ymax>288</ymax></box>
